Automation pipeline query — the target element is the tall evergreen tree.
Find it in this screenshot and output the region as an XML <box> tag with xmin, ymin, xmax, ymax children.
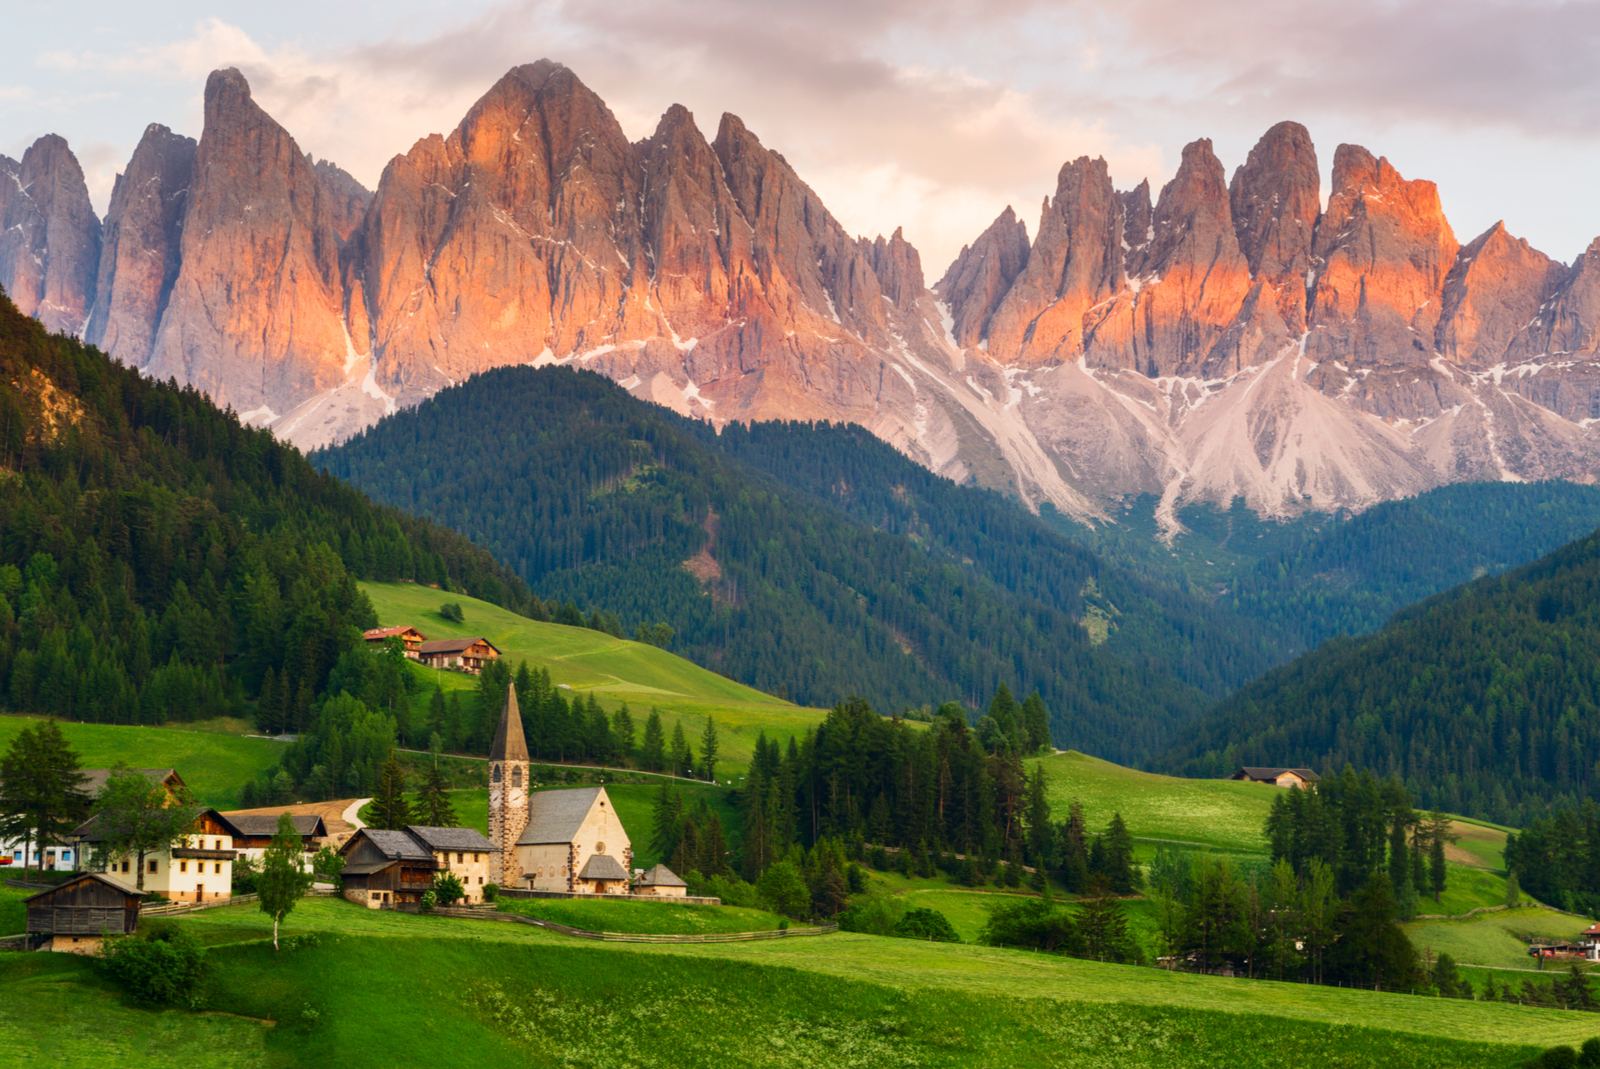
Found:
<box><xmin>669</xmin><ymin>721</ymin><xmax>691</xmax><ymax>778</ymax></box>
<box><xmin>640</xmin><ymin>708</ymin><xmax>666</xmax><ymax>772</ymax></box>
<box><xmin>372</xmin><ymin>753</ymin><xmax>412</xmax><ymax>830</ymax></box>
<box><xmin>700</xmin><ymin>717</ymin><xmax>720</xmax><ymax>784</ymax></box>
<box><xmin>416</xmin><ymin>763</ymin><xmax>457</xmax><ymax>827</ymax></box>
<box><xmin>0</xmin><ymin>719</ymin><xmax>91</xmax><ymax>874</ymax></box>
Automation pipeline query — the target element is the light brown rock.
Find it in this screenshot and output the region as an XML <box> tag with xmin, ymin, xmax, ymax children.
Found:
<box><xmin>1436</xmin><ymin>221</ymin><xmax>1567</xmax><ymax>368</ymax></box>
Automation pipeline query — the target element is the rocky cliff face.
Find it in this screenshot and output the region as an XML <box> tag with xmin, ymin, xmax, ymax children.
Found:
<box><xmin>85</xmin><ymin>124</ymin><xmax>195</xmax><ymax>366</ymax></box>
<box><xmin>14</xmin><ymin>63</ymin><xmax>1600</xmax><ymax>528</ymax></box>
<box><xmin>0</xmin><ymin>135</ymin><xmax>101</xmax><ymax>336</ymax></box>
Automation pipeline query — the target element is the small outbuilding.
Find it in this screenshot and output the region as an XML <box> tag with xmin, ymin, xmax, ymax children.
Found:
<box><xmin>417</xmin><ymin>637</ymin><xmax>501</xmax><ymax>675</ymax></box>
<box><xmin>1229</xmin><ymin>767</ymin><xmax>1320</xmax><ymax>789</ymax></box>
<box><xmin>24</xmin><ymin>872</ymin><xmax>145</xmax><ymax>954</ymax></box>
<box><xmin>634</xmin><ymin>863</ymin><xmax>688</xmax><ymax>897</ymax></box>
<box><xmin>337</xmin><ymin>825</ymin><xmax>499</xmax><ymax>907</ymax></box>
<box><xmin>219</xmin><ymin>812</ymin><xmax>329</xmax><ymax>869</ymax></box>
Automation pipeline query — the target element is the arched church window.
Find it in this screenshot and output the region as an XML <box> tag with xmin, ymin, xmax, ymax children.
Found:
<box><xmin>512</xmin><ymin>766</ymin><xmax>522</xmax><ymax>787</ymax></box>
<box><xmin>492</xmin><ymin>764</ymin><xmax>502</xmax><ymax>783</ymax></box>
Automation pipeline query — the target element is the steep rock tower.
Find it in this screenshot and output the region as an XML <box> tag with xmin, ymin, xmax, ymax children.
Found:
<box><xmin>487</xmin><ymin>686</ymin><xmax>530</xmax><ymax>886</ymax></box>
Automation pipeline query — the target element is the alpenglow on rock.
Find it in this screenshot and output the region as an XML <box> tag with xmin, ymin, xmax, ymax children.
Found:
<box><xmin>14</xmin><ymin>65</ymin><xmax>1600</xmax><ymax>525</ymax></box>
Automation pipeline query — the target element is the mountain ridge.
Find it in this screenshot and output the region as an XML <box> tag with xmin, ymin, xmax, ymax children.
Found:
<box><xmin>6</xmin><ymin>65</ymin><xmax>1600</xmax><ymax>525</ymax></box>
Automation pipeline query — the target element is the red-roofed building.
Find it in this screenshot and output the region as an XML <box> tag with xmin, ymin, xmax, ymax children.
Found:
<box><xmin>363</xmin><ymin>626</ymin><xmax>428</xmax><ymax>659</ymax></box>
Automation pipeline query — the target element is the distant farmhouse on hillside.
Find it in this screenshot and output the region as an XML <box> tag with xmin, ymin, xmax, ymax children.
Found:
<box><xmin>362</xmin><ymin>625</ymin><xmax>428</xmax><ymax>658</ymax></box>
<box><xmin>417</xmin><ymin>636</ymin><xmax>500</xmax><ymax>675</ymax></box>
<box><xmin>1230</xmin><ymin>767</ymin><xmax>1320</xmax><ymax>789</ymax></box>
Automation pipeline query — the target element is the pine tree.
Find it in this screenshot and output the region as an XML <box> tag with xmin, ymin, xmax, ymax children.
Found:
<box><xmin>1104</xmin><ymin>813</ymin><xmax>1140</xmax><ymax>893</ymax></box>
<box><xmin>669</xmin><ymin>721</ymin><xmax>690</xmax><ymax>777</ymax></box>
<box><xmin>416</xmin><ymin>763</ymin><xmax>457</xmax><ymax>827</ymax></box>
<box><xmin>0</xmin><ymin>719</ymin><xmax>92</xmax><ymax>875</ymax></box>
<box><xmin>1021</xmin><ymin>691</ymin><xmax>1051</xmax><ymax>753</ymax></box>
<box><xmin>1426</xmin><ymin>809</ymin><xmax>1457</xmax><ymax>903</ymax></box>
<box><xmin>372</xmin><ymin>753</ymin><xmax>412</xmax><ymax>830</ymax></box>
<box><xmin>700</xmin><ymin>717</ymin><xmax>720</xmax><ymax>783</ymax></box>
<box><xmin>611</xmin><ymin>704</ymin><xmax>636</xmax><ymax>764</ymax></box>
<box><xmin>1025</xmin><ymin>766</ymin><xmax>1053</xmax><ymax>866</ymax></box>
<box><xmin>257</xmin><ymin>667</ymin><xmax>279</xmax><ymax>734</ymax></box>
<box><xmin>650</xmin><ymin>782</ymin><xmax>685</xmax><ymax>864</ymax></box>
<box><xmin>641</xmin><ymin>708</ymin><xmax>666</xmax><ymax>771</ymax></box>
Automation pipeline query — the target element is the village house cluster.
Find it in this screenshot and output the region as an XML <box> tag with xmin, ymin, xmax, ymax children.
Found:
<box><xmin>15</xmin><ymin>691</ymin><xmax>697</xmax><ymax>951</ymax></box>
<box><xmin>362</xmin><ymin>625</ymin><xmax>502</xmax><ymax>675</ymax></box>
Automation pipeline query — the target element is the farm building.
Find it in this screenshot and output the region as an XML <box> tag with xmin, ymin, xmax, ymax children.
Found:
<box><xmin>417</xmin><ymin>636</ymin><xmax>500</xmax><ymax>674</ymax></box>
<box><xmin>338</xmin><ymin>825</ymin><xmax>498</xmax><ymax>908</ymax></box>
<box><xmin>24</xmin><ymin>872</ymin><xmax>145</xmax><ymax>954</ymax></box>
<box><xmin>2</xmin><ymin>769</ymin><xmax>188</xmax><ymax>872</ymax></box>
<box><xmin>634</xmin><ymin>864</ymin><xmax>688</xmax><ymax>897</ymax></box>
<box><xmin>74</xmin><ymin>807</ymin><xmax>237</xmax><ymax>902</ymax></box>
<box><xmin>1230</xmin><ymin>767</ymin><xmax>1320</xmax><ymax>789</ymax></box>
<box><xmin>218</xmin><ymin>812</ymin><xmax>329</xmax><ymax>870</ymax></box>
<box><xmin>363</xmin><ymin>625</ymin><xmax>428</xmax><ymax>658</ymax></box>
<box><xmin>486</xmin><ymin>688</ymin><xmax>633</xmax><ymax>892</ymax></box>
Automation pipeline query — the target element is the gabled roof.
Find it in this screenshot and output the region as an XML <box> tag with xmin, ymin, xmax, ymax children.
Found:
<box><xmin>406</xmin><ymin>826</ymin><xmax>498</xmax><ymax>852</ymax></box>
<box><xmin>417</xmin><ymin>637</ymin><xmax>500</xmax><ymax>655</ymax></box>
<box><xmin>490</xmin><ymin>686</ymin><xmax>529</xmax><ymax>763</ymax></box>
<box><xmin>516</xmin><ymin>787</ymin><xmax>604</xmax><ymax>846</ymax></box>
<box><xmin>364</xmin><ymin>625</ymin><xmax>426</xmax><ymax>641</ymax></box>
<box><xmin>637</xmin><ymin>863</ymin><xmax>686</xmax><ymax>888</ymax></box>
<box><xmin>578</xmin><ymin>853</ymin><xmax>629</xmax><ymax>881</ymax></box>
<box><xmin>72</xmin><ymin>806</ymin><xmax>222</xmax><ymax>843</ymax></box>
<box><xmin>22</xmin><ymin>871</ymin><xmax>145</xmax><ymax>904</ymax></box>
<box><xmin>349</xmin><ymin>828</ymin><xmax>433</xmax><ymax>861</ymax></box>
<box><xmin>1235</xmin><ymin>767</ymin><xmax>1320</xmax><ymax>782</ymax></box>
<box><xmin>218</xmin><ymin>813</ymin><xmax>328</xmax><ymax>839</ymax></box>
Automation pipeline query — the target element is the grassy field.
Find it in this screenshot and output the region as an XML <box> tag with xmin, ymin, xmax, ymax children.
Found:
<box><xmin>363</xmin><ymin>581</ymin><xmax>829</xmax><ymax>777</ymax></box>
<box><xmin>0</xmin><ymin>715</ymin><xmax>286</xmax><ymax>810</ymax></box>
<box><xmin>0</xmin><ymin>885</ymin><xmax>27</xmax><ymax>935</ymax></box>
<box><xmin>494</xmin><ymin>895</ymin><xmax>790</xmax><ymax>934</ymax></box>
<box><xmin>150</xmin><ymin>897</ymin><xmax>1600</xmax><ymax>1058</ymax></box>
<box><xmin>1405</xmin><ymin>907</ymin><xmax>1590</xmax><ymax>971</ymax></box>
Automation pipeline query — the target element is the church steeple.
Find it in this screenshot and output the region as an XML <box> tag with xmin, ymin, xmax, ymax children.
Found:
<box><xmin>487</xmin><ymin>685</ymin><xmax>530</xmax><ymax>886</ymax></box>
<box><xmin>490</xmin><ymin>684</ymin><xmax>530</xmax><ymax>763</ymax></box>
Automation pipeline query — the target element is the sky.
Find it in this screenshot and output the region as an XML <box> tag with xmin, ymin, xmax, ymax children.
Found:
<box><xmin>6</xmin><ymin>0</ymin><xmax>1600</xmax><ymax>276</ymax></box>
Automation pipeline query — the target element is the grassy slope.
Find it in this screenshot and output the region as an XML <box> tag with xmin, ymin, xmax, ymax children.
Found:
<box><xmin>365</xmin><ymin>581</ymin><xmax>827</xmax><ymax>776</ymax></box>
<box><xmin>494</xmin><ymin>896</ymin><xmax>789</xmax><ymax>934</ymax></box>
<box><xmin>1405</xmin><ymin>908</ymin><xmax>1591</xmax><ymax>972</ymax></box>
<box><xmin>159</xmin><ymin>898</ymin><xmax>1600</xmax><ymax>1057</ymax></box>
<box><xmin>0</xmin><ymin>715</ymin><xmax>286</xmax><ymax>810</ymax></box>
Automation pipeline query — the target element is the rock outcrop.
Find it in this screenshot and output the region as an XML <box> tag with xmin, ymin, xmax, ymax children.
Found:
<box><xmin>85</xmin><ymin>124</ymin><xmax>196</xmax><ymax>366</ymax></box>
<box><xmin>0</xmin><ymin>135</ymin><xmax>101</xmax><ymax>335</ymax></box>
<box><xmin>934</xmin><ymin>206</ymin><xmax>1030</xmax><ymax>349</ymax></box>
<box><xmin>146</xmin><ymin>69</ymin><xmax>354</xmax><ymax>420</ymax></box>
<box><xmin>1229</xmin><ymin>121</ymin><xmax>1318</xmax><ymax>333</ymax></box>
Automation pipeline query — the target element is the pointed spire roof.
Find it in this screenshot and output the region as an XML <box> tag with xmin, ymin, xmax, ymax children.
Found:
<box><xmin>489</xmin><ymin>686</ymin><xmax>529</xmax><ymax>763</ymax></box>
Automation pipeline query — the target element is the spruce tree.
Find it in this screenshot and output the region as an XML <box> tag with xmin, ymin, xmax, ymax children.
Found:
<box><xmin>373</xmin><ymin>753</ymin><xmax>412</xmax><ymax>830</ymax></box>
<box><xmin>0</xmin><ymin>719</ymin><xmax>91</xmax><ymax>875</ymax></box>
<box><xmin>416</xmin><ymin>763</ymin><xmax>457</xmax><ymax>827</ymax></box>
<box><xmin>640</xmin><ymin>708</ymin><xmax>666</xmax><ymax>771</ymax></box>
<box><xmin>1025</xmin><ymin>766</ymin><xmax>1052</xmax><ymax>866</ymax></box>
<box><xmin>611</xmin><ymin>704</ymin><xmax>636</xmax><ymax>764</ymax></box>
<box><xmin>700</xmin><ymin>717</ymin><xmax>720</xmax><ymax>783</ymax></box>
<box><xmin>1021</xmin><ymin>692</ymin><xmax>1051</xmax><ymax>753</ymax></box>
<box><xmin>669</xmin><ymin>721</ymin><xmax>690</xmax><ymax>777</ymax></box>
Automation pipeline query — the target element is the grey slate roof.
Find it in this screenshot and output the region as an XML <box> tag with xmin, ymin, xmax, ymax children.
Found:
<box><xmin>22</xmin><ymin>871</ymin><xmax>145</xmax><ymax>904</ymax></box>
<box><xmin>1234</xmin><ymin>767</ymin><xmax>1319</xmax><ymax>782</ymax></box>
<box><xmin>406</xmin><ymin>826</ymin><xmax>498</xmax><ymax>852</ymax></box>
<box><xmin>637</xmin><ymin>863</ymin><xmax>686</xmax><ymax>888</ymax></box>
<box><xmin>220</xmin><ymin>813</ymin><xmax>327</xmax><ymax>839</ymax></box>
<box><xmin>578</xmin><ymin>853</ymin><xmax>629</xmax><ymax>881</ymax></box>
<box><xmin>489</xmin><ymin>686</ymin><xmax>530</xmax><ymax>763</ymax></box>
<box><xmin>357</xmin><ymin>829</ymin><xmax>434</xmax><ymax>861</ymax></box>
<box><xmin>339</xmin><ymin>860</ymin><xmax>396</xmax><ymax>876</ymax></box>
<box><xmin>515</xmin><ymin>787</ymin><xmax>603</xmax><ymax>846</ymax></box>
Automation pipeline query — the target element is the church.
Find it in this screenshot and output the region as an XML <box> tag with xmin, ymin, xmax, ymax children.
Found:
<box><xmin>489</xmin><ymin>688</ymin><xmax>633</xmax><ymax>893</ymax></box>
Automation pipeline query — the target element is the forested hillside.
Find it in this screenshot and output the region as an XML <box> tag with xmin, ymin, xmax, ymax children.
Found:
<box><xmin>1060</xmin><ymin>483</ymin><xmax>1600</xmax><ymax>656</ymax></box>
<box><xmin>0</xmin><ymin>287</ymin><xmax>534</xmax><ymax>729</ymax></box>
<box><xmin>316</xmin><ymin>366</ymin><xmax>1279</xmax><ymax>762</ymax></box>
<box><xmin>1162</xmin><ymin>528</ymin><xmax>1600</xmax><ymax>823</ymax></box>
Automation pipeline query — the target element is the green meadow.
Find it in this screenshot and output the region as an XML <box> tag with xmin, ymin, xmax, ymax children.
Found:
<box><xmin>1405</xmin><ymin>907</ymin><xmax>1589</xmax><ymax>972</ymax></box>
<box><xmin>493</xmin><ymin>895</ymin><xmax>790</xmax><ymax>934</ymax></box>
<box><xmin>6</xmin><ymin>895</ymin><xmax>1588</xmax><ymax>1066</ymax></box>
<box><xmin>363</xmin><ymin>581</ymin><xmax>829</xmax><ymax>777</ymax></box>
<box><xmin>0</xmin><ymin>715</ymin><xmax>286</xmax><ymax>810</ymax></box>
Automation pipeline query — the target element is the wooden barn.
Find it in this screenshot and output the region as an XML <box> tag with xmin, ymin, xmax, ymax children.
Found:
<box><xmin>218</xmin><ymin>812</ymin><xmax>329</xmax><ymax>868</ymax></box>
<box><xmin>1229</xmin><ymin>767</ymin><xmax>1320</xmax><ymax>789</ymax></box>
<box><xmin>416</xmin><ymin>637</ymin><xmax>501</xmax><ymax>675</ymax></box>
<box><xmin>24</xmin><ymin>872</ymin><xmax>144</xmax><ymax>954</ymax></box>
<box><xmin>337</xmin><ymin>826</ymin><xmax>497</xmax><ymax>907</ymax></box>
<box><xmin>362</xmin><ymin>626</ymin><xmax>428</xmax><ymax>658</ymax></box>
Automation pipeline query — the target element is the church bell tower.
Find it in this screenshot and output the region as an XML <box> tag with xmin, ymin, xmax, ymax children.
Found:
<box><xmin>488</xmin><ymin>685</ymin><xmax>530</xmax><ymax>886</ymax></box>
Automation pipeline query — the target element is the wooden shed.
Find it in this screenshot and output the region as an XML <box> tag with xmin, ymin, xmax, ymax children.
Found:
<box><xmin>24</xmin><ymin>872</ymin><xmax>144</xmax><ymax>954</ymax></box>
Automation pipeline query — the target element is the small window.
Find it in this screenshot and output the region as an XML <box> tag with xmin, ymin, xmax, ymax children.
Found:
<box><xmin>478</xmin><ymin>876</ymin><xmax>484</xmax><ymax>885</ymax></box>
<box><xmin>215</xmin><ymin>863</ymin><xmax>223</xmax><ymax>874</ymax></box>
<box><xmin>148</xmin><ymin>859</ymin><xmax>158</xmax><ymax>874</ymax></box>
<box><xmin>456</xmin><ymin>852</ymin><xmax>463</xmax><ymax>863</ymax></box>
<box><xmin>512</xmin><ymin>766</ymin><xmax>522</xmax><ymax>787</ymax></box>
<box><xmin>179</xmin><ymin>861</ymin><xmax>187</xmax><ymax>873</ymax></box>
<box><xmin>595</xmin><ymin>842</ymin><xmax>605</xmax><ymax>854</ymax></box>
<box><xmin>492</xmin><ymin>764</ymin><xmax>502</xmax><ymax>783</ymax></box>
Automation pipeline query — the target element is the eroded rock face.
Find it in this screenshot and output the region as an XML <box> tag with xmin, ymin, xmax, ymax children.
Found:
<box><xmin>1436</xmin><ymin>222</ymin><xmax>1567</xmax><ymax>368</ymax></box>
<box><xmin>0</xmin><ymin>135</ymin><xmax>101</xmax><ymax>335</ymax></box>
<box><xmin>1229</xmin><ymin>121</ymin><xmax>1318</xmax><ymax>333</ymax></box>
<box><xmin>86</xmin><ymin>124</ymin><xmax>196</xmax><ymax>366</ymax></box>
<box><xmin>934</xmin><ymin>206</ymin><xmax>1030</xmax><ymax>350</ymax></box>
<box><xmin>147</xmin><ymin>68</ymin><xmax>352</xmax><ymax>419</ymax></box>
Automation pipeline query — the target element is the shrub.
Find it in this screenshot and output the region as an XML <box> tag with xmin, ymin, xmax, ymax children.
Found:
<box><xmin>838</xmin><ymin>893</ymin><xmax>907</xmax><ymax>936</ymax></box>
<box><xmin>869</xmin><ymin>846</ymin><xmax>888</xmax><ymax>871</ymax></box>
<box><xmin>311</xmin><ymin>846</ymin><xmax>344</xmax><ymax>888</ymax></box>
<box><xmin>439</xmin><ymin>602</ymin><xmax>465</xmax><ymax>623</ymax></box>
<box><xmin>433</xmin><ymin>871</ymin><xmax>466</xmax><ymax>906</ymax></box>
<box><xmin>893</xmin><ymin>907</ymin><xmax>960</xmax><ymax>943</ymax></box>
<box><xmin>846</xmin><ymin>863</ymin><xmax>868</xmax><ymax>894</ymax></box>
<box><xmin>231</xmin><ymin>855</ymin><xmax>259</xmax><ymax>895</ymax></box>
<box><xmin>695</xmin><ymin>873</ymin><xmax>759</xmax><ymax>908</ymax></box>
<box><xmin>420</xmin><ymin>890</ymin><xmax>437</xmax><ymax>913</ymax></box>
<box><xmin>483</xmin><ymin>883</ymin><xmax>499</xmax><ymax>902</ymax></box>
<box><xmin>99</xmin><ymin>922</ymin><xmax>207</xmax><ymax>1005</ymax></box>
<box><xmin>757</xmin><ymin>861</ymin><xmax>810</xmax><ymax>918</ymax></box>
